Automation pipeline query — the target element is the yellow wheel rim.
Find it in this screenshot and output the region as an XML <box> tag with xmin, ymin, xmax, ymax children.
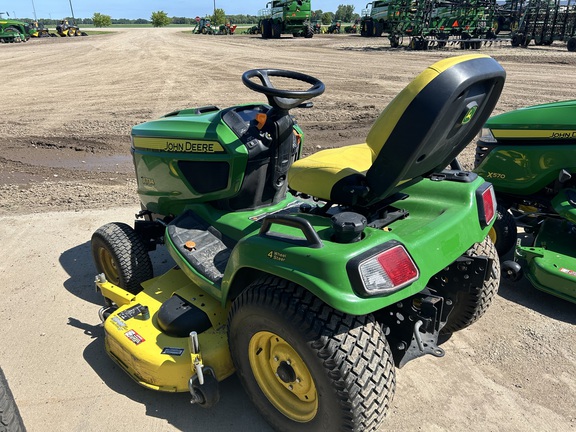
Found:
<box><xmin>96</xmin><ymin>247</ymin><xmax>120</xmax><ymax>284</ymax></box>
<box><xmin>488</xmin><ymin>226</ymin><xmax>497</xmax><ymax>245</ymax></box>
<box><xmin>249</xmin><ymin>331</ymin><xmax>318</xmax><ymax>422</ymax></box>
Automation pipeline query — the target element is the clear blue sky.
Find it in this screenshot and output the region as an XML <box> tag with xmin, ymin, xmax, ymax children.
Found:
<box><xmin>6</xmin><ymin>1</ymin><xmax>369</xmax><ymax>20</ymax></box>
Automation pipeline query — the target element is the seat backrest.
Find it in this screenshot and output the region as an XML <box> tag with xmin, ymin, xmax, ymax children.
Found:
<box><xmin>364</xmin><ymin>54</ymin><xmax>505</xmax><ymax>204</ymax></box>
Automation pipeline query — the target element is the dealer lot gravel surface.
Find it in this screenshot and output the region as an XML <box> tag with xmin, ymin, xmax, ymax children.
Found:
<box><xmin>0</xmin><ymin>28</ymin><xmax>574</xmax><ymax>431</ymax></box>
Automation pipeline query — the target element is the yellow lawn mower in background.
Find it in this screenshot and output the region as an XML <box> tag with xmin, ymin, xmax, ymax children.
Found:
<box><xmin>56</xmin><ymin>19</ymin><xmax>87</xmax><ymax>37</ymax></box>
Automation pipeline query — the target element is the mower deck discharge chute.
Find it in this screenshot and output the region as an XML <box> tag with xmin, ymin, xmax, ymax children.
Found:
<box><xmin>93</xmin><ymin>54</ymin><xmax>505</xmax><ymax>431</ymax></box>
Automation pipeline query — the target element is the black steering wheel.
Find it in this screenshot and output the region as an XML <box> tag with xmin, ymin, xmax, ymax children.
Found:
<box><xmin>242</xmin><ymin>69</ymin><xmax>325</xmax><ymax>111</ymax></box>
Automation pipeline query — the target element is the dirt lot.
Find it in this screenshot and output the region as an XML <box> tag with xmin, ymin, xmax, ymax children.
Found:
<box><xmin>0</xmin><ymin>28</ymin><xmax>574</xmax><ymax>431</ymax></box>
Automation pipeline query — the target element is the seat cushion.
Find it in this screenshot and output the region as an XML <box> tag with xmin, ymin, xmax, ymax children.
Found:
<box><xmin>288</xmin><ymin>143</ymin><xmax>374</xmax><ymax>202</ymax></box>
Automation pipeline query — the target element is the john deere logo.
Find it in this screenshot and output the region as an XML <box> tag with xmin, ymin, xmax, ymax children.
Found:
<box><xmin>462</xmin><ymin>105</ymin><xmax>478</xmax><ymax>125</ymax></box>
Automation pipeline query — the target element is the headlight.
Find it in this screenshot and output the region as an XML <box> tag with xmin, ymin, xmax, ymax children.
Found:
<box><xmin>478</xmin><ymin>127</ymin><xmax>497</xmax><ymax>143</ymax></box>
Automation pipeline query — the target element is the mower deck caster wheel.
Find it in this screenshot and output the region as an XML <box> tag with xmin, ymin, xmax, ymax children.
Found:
<box><xmin>501</xmin><ymin>260</ymin><xmax>523</xmax><ymax>282</ymax></box>
<box><xmin>189</xmin><ymin>372</ymin><xmax>219</xmax><ymax>408</ymax></box>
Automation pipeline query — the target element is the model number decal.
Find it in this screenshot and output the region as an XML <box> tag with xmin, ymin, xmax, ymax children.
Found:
<box><xmin>161</xmin><ymin>347</ymin><xmax>185</xmax><ymax>356</ymax></box>
<box><xmin>267</xmin><ymin>251</ymin><xmax>287</xmax><ymax>262</ymax></box>
<box><xmin>140</xmin><ymin>176</ymin><xmax>155</xmax><ymax>186</ymax></box>
<box><xmin>486</xmin><ymin>172</ymin><xmax>506</xmax><ymax>179</ymax></box>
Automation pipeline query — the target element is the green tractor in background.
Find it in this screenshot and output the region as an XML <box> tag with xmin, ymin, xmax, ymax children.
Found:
<box><xmin>92</xmin><ymin>54</ymin><xmax>505</xmax><ymax>431</ymax></box>
<box><xmin>311</xmin><ymin>19</ymin><xmax>322</xmax><ymax>33</ymax></box>
<box><xmin>475</xmin><ymin>100</ymin><xmax>576</xmax><ymax>303</ymax></box>
<box><xmin>259</xmin><ymin>0</ymin><xmax>314</xmax><ymax>38</ymax></box>
<box><xmin>193</xmin><ymin>17</ymin><xmax>215</xmax><ymax>35</ymax></box>
<box><xmin>0</xmin><ymin>12</ymin><xmax>30</xmax><ymax>43</ymax></box>
<box><xmin>327</xmin><ymin>19</ymin><xmax>342</xmax><ymax>33</ymax></box>
<box><xmin>345</xmin><ymin>18</ymin><xmax>361</xmax><ymax>33</ymax></box>
<box><xmin>217</xmin><ymin>22</ymin><xmax>237</xmax><ymax>35</ymax></box>
<box><xmin>360</xmin><ymin>0</ymin><xmax>396</xmax><ymax>37</ymax></box>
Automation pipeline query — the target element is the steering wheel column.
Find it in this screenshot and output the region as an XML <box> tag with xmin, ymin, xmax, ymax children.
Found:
<box><xmin>232</xmin><ymin>69</ymin><xmax>325</xmax><ymax>209</ymax></box>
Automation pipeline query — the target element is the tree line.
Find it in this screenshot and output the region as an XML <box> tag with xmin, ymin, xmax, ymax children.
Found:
<box><xmin>21</xmin><ymin>4</ymin><xmax>359</xmax><ymax>27</ymax></box>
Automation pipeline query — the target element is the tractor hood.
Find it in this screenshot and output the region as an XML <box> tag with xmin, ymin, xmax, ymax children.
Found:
<box><xmin>485</xmin><ymin>100</ymin><xmax>576</xmax><ymax>140</ymax></box>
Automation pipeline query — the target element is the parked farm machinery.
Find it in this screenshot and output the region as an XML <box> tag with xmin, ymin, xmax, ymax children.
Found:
<box><xmin>364</xmin><ymin>0</ymin><xmax>499</xmax><ymax>50</ymax></box>
<box><xmin>360</xmin><ymin>1</ymin><xmax>399</xmax><ymax>36</ymax></box>
<box><xmin>56</xmin><ymin>19</ymin><xmax>87</xmax><ymax>36</ymax></box>
<box><xmin>327</xmin><ymin>19</ymin><xmax>342</xmax><ymax>33</ymax></box>
<box><xmin>218</xmin><ymin>22</ymin><xmax>237</xmax><ymax>35</ymax></box>
<box><xmin>28</xmin><ymin>21</ymin><xmax>57</xmax><ymax>37</ymax></box>
<box><xmin>244</xmin><ymin>24</ymin><xmax>261</xmax><ymax>34</ymax></box>
<box><xmin>510</xmin><ymin>0</ymin><xmax>576</xmax><ymax>50</ymax></box>
<box><xmin>311</xmin><ymin>19</ymin><xmax>323</xmax><ymax>33</ymax></box>
<box><xmin>259</xmin><ymin>0</ymin><xmax>314</xmax><ymax>38</ymax></box>
<box><xmin>0</xmin><ymin>12</ymin><xmax>30</xmax><ymax>43</ymax></box>
<box><xmin>193</xmin><ymin>18</ymin><xmax>237</xmax><ymax>35</ymax></box>
<box><xmin>345</xmin><ymin>18</ymin><xmax>361</xmax><ymax>33</ymax></box>
<box><xmin>193</xmin><ymin>17</ymin><xmax>215</xmax><ymax>34</ymax></box>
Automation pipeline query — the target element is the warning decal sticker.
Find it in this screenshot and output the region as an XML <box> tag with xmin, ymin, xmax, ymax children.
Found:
<box><xmin>124</xmin><ymin>329</ymin><xmax>145</xmax><ymax>345</ymax></box>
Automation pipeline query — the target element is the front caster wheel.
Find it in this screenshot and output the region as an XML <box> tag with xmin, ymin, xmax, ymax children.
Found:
<box><xmin>228</xmin><ymin>277</ymin><xmax>395</xmax><ymax>432</ymax></box>
<box><xmin>91</xmin><ymin>222</ymin><xmax>153</xmax><ymax>294</ymax></box>
<box><xmin>189</xmin><ymin>372</ymin><xmax>220</xmax><ymax>409</ymax></box>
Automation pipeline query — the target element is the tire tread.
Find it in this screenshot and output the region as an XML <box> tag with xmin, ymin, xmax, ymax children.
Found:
<box><xmin>229</xmin><ymin>277</ymin><xmax>395</xmax><ymax>431</ymax></box>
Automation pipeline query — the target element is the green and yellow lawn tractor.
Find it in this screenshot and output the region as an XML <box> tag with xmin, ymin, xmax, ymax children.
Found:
<box><xmin>475</xmin><ymin>100</ymin><xmax>576</xmax><ymax>303</ymax></box>
<box><xmin>92</xmin><ymin>54</ymin><xmax>504</xmax><ymax>431</ymax></box>
<box><xmin>28</xmin><ymin>21</ymin><xmax>57</xmax><ymax>38</ymax></box>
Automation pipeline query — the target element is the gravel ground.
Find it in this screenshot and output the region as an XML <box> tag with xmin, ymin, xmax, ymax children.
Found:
<box><xmin>0</xmin><ymin>27</ymin><xmax>574</xmax><ymax>432</ymax></box>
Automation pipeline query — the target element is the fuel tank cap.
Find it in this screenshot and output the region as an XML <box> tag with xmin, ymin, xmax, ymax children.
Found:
<box><xmin>331</xmin><ymin>212</ymin><xmax>367</xmax><ymax>243</ymax></box>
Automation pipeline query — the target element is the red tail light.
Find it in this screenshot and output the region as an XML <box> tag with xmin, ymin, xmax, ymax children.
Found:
<box><xmin>476</xmin><ymin>182</ymin><xmax>496</xmax><ymax>227</ymax></box>
<box><xmin>377</xmin><ymin>246</ymin><xmax>419</xmax><ymax>287</ymax></box>
<box><xmin>348</xmin><ymin>242</ymin><xmax>419</xmax><ymax>297</ymax></box>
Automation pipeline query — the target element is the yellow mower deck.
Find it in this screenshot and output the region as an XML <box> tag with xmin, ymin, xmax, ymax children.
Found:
<box><xmin>97</xmin><ymin>268</ymin><xmax>234</xmax><ymax>392</ymax></box>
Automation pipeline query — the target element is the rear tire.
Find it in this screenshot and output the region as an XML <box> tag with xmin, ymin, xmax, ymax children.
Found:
<box><xmin>91</xmin><ymin>222</ymin><xmax>153</xmax><ymax>294</ymax></box>
<box><xmin>272</xmin><ymin>21</ymin><xmax>282</xmax><ymax>38</ymax></box>
<box><xmin>366</xmin><ymin>20</ymin><xmax>374</xmax><ymax>37</ymax></box>
<box><xmin>441</xmin><ymin>237</ymin><xmax>500</xmax><ymax>334</ymax></box>
<box><xmin>0</xmin><ymin>367</ymin><xmax>26</xmax><ymax>432</ymax></box>
<box><xmin>261</xmin><ymin>19</ymin><xmax>272</xmax><ymax>38</ymax></box>
<box><xmin>229</xmin><ymin>277</ymin><xmax>395</xmax><ymax>432</ymax></box>
<box><xmin>568</xmin><ymin>37</ymin><xmax>576</xmax><ymax>52</ymax></box>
